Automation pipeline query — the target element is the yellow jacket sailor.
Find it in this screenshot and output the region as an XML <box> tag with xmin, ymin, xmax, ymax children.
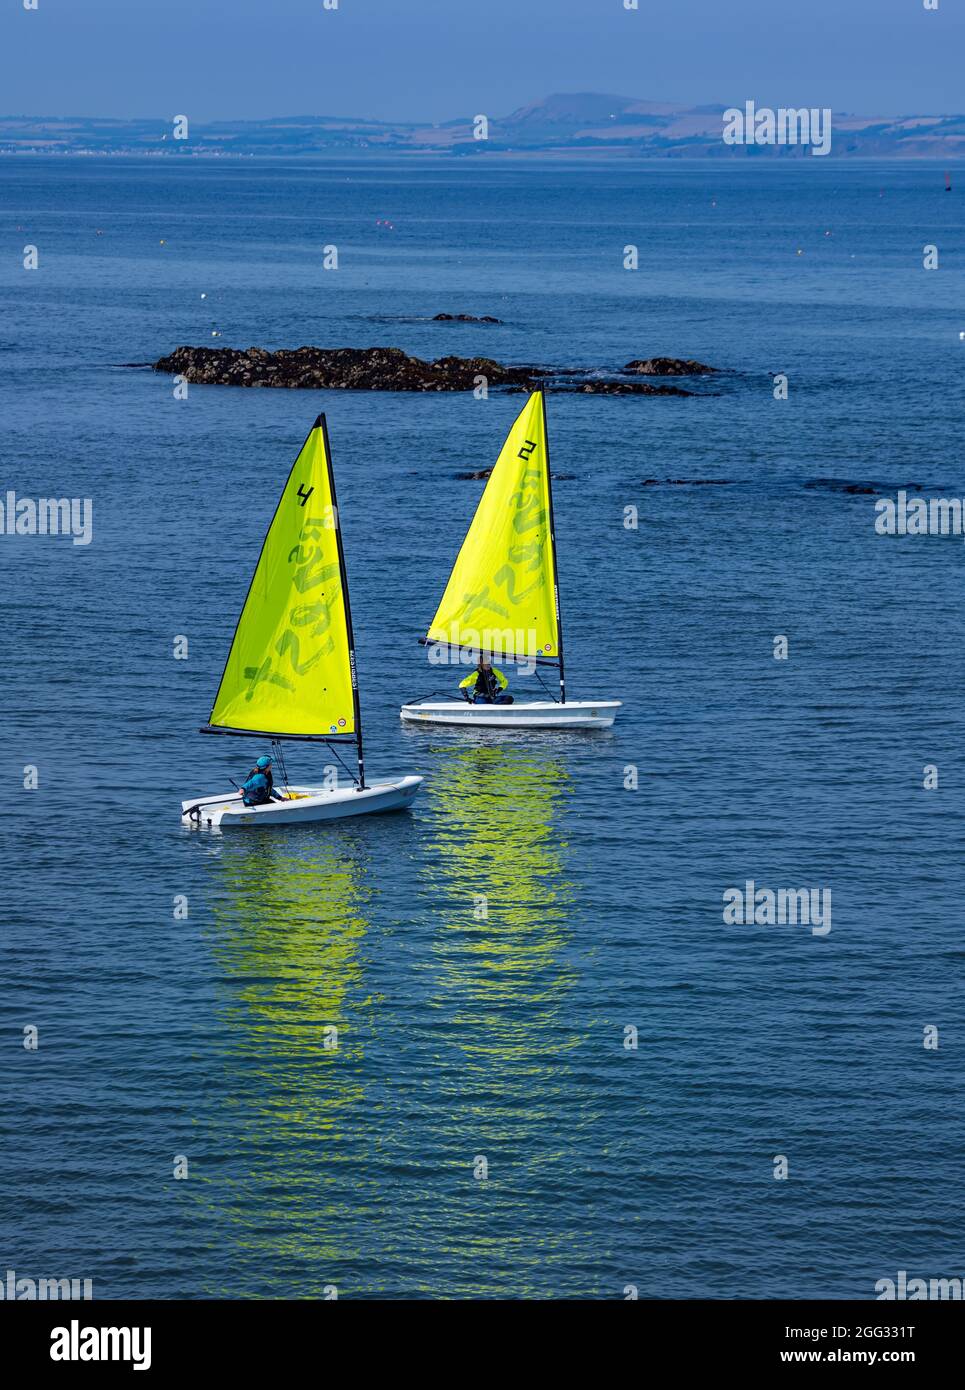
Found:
<box><xmin>459</xmin><ymin>659</ymin><xmax>514</xmax><ymax>705</ymax></box>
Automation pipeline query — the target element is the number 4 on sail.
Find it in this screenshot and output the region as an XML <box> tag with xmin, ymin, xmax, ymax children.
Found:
<box><xmin>182</xmin><ymin>415</ymin><xmax>423</xmax><ymax>827</ymax></box>
<box><xmin>401</xmin><ymin>390</ymin><xmax>621</xmax><ymax>729</ymax></box>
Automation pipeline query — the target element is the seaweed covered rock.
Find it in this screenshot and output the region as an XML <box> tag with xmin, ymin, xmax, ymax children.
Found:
<box><xmin>153</xmin><ymin>345</ymin><xmax>535</xmax><ymax>392</ymax></box>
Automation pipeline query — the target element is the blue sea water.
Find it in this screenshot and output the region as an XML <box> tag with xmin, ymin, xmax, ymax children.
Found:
<box><xmin>2</xmin><ymin>155</ymin><xmax>964</xmax><ymax>1300</ymax></box>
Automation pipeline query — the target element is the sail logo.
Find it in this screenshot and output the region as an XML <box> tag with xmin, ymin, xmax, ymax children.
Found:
<box><xmin>874</xmin><ymin>491</ymin><xmax>965</xmax><ymax>536</ymax></box>
<box><xmin>722</xmin><ymin>102</ymin><xmax>832</xmax><ymax>156</ymax></box>
<box><xmin>0</xmin><ymin>490</ymin><xmax>92</xmax><ymax>545</ymax></box>
<box><xmin>722</xmin><ymin>881</ymin><xmax>831</xmax><ymax>936</ymax></box>
<box><xmin>0</xmin><ymin>1268</ymin><xmax>92</xmax><ymax>1300</ymax></box>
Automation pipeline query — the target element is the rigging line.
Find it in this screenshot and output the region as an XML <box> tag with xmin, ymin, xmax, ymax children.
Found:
<box><xmin>534</xmin><ymin>666</ymin><xmax>560</xmax><ymax>703</ymax></box>
<box><xmin>271</xmin><ymin>738</ymin><xmax>291</xmax><ymax>794</ymax></box>
<box><xmin>403</xmin><ymin>689</ymin><xmax>451</xmax><ymax>706</ymax></box>
<box><xmin>326</xmin><ymin>739</ymin><xmax>362</xmax><ymax>789</ymax></box>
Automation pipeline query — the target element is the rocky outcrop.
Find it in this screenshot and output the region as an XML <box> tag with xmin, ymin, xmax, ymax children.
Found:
<box><xmin>152</xmin><ymin>345</ymin><xmax>714</xmax><ymax>394</ymax></box>
<box><xmin>153</xmin><ymin>345</ymin><xmax>536</xmax><ymax>392</ymax></box>
<box><xmin>624</xmin><ymin>357</ymin><xmax>717</xmax><ymax>375</ymax></box>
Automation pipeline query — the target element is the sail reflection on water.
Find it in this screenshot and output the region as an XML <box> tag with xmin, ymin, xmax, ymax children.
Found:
<box><xmin>424</xmin><ymin>742</ymin><xmax>577</xmax><ymax>1028</ymax></box>
<box><xmin>190</xmin><ymin>831</ymin><xmax>375</xmax><ymax>1294</ymax></box>
<box><xmin>416</xmin><ymin>741</ymin><xmax>596</xmax><ymax>1294</ymax></box>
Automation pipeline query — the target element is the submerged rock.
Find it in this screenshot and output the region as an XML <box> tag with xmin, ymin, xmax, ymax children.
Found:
<box><xmin>804</xmin><ymin>478</ymin><xmax>880</xmax><ymax>495</ymax></box>
<box><xmin>561</xmin><ymin>381</ymin><xmax>693</xmax><ymax>396</ymax></box>
<box><xmin>432</xmin><ymin>313</ymin><xmax>502</xmax><ymax>323</ymax></box>
<box><xmin>624</xmin><ymin>357</ymin><xmax>718</xmax><ymax>375</ymax></box>
<box><xmin>455</xmin><ymin>469</ymin><xmax>574</xmax><ymax>481</ymax></box>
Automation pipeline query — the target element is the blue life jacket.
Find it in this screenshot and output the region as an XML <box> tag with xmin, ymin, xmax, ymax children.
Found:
<box><xmin>241</xmin><ymin>770</ymin><xmax>272</xmax><ymax>806</ymax></box>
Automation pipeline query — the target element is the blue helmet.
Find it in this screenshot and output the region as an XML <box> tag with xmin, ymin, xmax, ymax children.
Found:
<box><xmin>256</xmin><ymin>756</ymin><xmax>272</xmax><ymax>770</ymax></box>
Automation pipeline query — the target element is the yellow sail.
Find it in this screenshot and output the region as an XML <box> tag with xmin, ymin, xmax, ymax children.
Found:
<box><xmin>208</xmin><ymin>417</ymin><xmax>357</xmax><ymax>738</ymax></box>
<box><xmin>426</xmin><ymin>391</ymin><xmax>559</xmax><ymax>659</ymax></box>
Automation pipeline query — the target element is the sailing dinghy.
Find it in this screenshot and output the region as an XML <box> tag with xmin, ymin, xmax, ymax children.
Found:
<box><xmin>182</xmin><ymin>415</ymin><xmax>422</xmax><ymax>828</ymax></box>
<box><xmin>400</xmin><ymin>390</ymin><xmax>620</xmax><ymax>730</ymax></box>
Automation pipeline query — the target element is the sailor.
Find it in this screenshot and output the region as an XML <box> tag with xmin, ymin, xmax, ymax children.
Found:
<box><xmin>459</xmin><ymin>658</ymin><xmax>514</xmax><ymax>705</ymax></box>
<box><xmin>240</xmin><ymin>755</ymin><xmax>276</xmax><ymax>806</ymax></box>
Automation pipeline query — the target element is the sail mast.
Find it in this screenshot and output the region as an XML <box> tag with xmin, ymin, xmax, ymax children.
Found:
<box><xmin>319</xmin><ymin>414</ymin><xmax>366</xmax><ymax>789</ymax></box>
<box><xmin>540</xmin><ymin>387</ymin><xmax>566</xmax><ymax>703</ymax></box>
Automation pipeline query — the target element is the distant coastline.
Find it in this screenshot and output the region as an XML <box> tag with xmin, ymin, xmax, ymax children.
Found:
<box><xmin>5</xmin><ymin>149</ymin><xmax>964</xmax><ymax>163</ymax></box>
<box><xmin>2</xmin><ymin>92</ymin><xmax>965</xmax><ymax>159</ymax></box>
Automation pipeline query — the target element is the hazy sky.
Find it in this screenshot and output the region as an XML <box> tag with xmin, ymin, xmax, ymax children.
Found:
<box><xmin>1</xmin><ymin>0</ymin><xmax>961</xmax><ymax>123</ymax></box>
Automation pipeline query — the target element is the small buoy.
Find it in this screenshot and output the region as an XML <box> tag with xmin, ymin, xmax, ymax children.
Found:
<box><xmin>200</xmin><ymin>293</ymin><xmax>207</xmax><ymax>299</ymax></box>
<box><xmin>796</xmin><ymin>249</ymin><xmax>804</xmax><ymax>255</ymax></box>
<box><xmin>160</xmin><ymin>239</ymin><xmax>166</xmax><ymax>245</ymax></box>
<box><xmin>211</xmin><ymin>330</ymin><xmax>220</xmax><ymax>337</ymax></box>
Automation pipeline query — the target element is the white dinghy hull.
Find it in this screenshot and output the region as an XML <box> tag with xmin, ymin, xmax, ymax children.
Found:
<box><xmin>399</xmin><ymin>700</ymin><xmax>620</xmax><ymax>730</ymax></box>
<box><xmin>182</xmin><ymin>777</ymin><xmax>423</xmax><ymax>829</ymax></box>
